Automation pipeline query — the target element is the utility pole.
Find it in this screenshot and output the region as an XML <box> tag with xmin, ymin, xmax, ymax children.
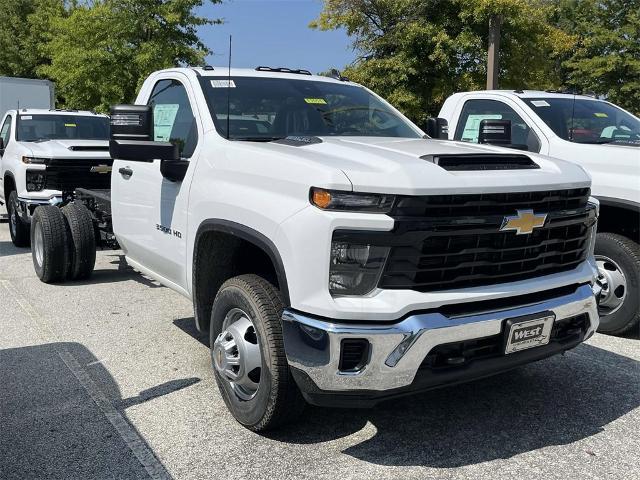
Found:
<box><xmin>487</xmin><ymin>14</ymin><xmax>502</xmax><ymax>90</ymax></box>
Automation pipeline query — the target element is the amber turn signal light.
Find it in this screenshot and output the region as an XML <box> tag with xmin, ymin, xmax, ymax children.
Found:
<box><xmin>311</xmin><ymin>188</ymin><xmax>332</xmax><ymax>209</ymax></box>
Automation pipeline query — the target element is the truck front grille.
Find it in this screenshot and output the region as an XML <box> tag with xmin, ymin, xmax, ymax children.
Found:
<box><xmin>378</xmin><ymin>188</ymin><xmax>594</xmax><ymax>292</ymax></box>
<box><xmin>43</xmin><ymin>158</ymin><xmax>113</xmax><ymax>192</ymax></box>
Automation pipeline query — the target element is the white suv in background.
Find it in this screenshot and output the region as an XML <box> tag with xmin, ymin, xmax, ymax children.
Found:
<box><xmin>439</xmin><ymin>91</ymin><xmax>639</xmax><ymax>335</ymax></box>
<box><xmin>0</xmin><ymin>109</ymin><xmax>112</xmax><ymax>246</ymax></box>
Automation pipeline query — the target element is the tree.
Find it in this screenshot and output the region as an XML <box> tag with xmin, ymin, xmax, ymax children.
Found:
<box><xmin>0</xmin><ymin>0</ymin><xmax>68</xmax><ymax>78</ymax></box>
<box><xmin>553</xmin><ymin>0</ymin><xmax>640</xmax><ymax>114</ymax></box>
<box><xmin>39</xmin><ymin>0</ymin><xmax>221</xmax><ymax>111</ymax></box>
<box><xmin>312</xmin><ymin>0</ymin><xmax>574</xmax><ymax>121</ymax></box>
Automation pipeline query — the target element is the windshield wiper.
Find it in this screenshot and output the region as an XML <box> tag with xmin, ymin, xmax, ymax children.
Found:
<box><xmin>578</xmin><ymin>138</ymin><xmax>640</xmax><ymax>145</ymax></box>
<box><xmin>232</xmin><ymin>136</ymin><xmax>285</xmax><ymax>142</ymax></box>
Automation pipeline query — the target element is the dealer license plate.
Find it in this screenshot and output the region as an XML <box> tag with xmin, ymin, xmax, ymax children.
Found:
<box><xmin>504</xmin><ymin>314</ymin><xmax>555</xmax><ymax>354</ymax></box>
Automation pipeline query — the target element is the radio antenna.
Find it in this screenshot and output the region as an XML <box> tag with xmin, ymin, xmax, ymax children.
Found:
<box><xmin>226</xmin><ymin>35</ymin><xmax>232</xmax><ymax>140</ymax></box>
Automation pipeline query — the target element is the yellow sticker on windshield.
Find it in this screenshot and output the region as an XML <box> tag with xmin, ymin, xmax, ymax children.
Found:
<box><xmin>64</xmin><ymin>123</ymin><xmax>77</xmax><ymax>127</ymax></box>
<box><xmin>305</xmin><ymin>98</ymin><xmax>327</xmax><ymax>105</ymax></box>
<box><xmin>594</xmin><ymin>113</ymin><xmax>608</xmax><ymax>118</ymax></box>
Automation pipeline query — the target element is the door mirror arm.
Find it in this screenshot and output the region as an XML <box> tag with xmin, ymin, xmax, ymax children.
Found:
<box><xmin>160</xmin><ymin>158</ymin><xmax>189</xmax><ymax>182</ymax></box>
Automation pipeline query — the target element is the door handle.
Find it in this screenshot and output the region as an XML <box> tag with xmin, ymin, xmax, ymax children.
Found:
<box><xmin>119</xmin><ymin>167</ymin><xmax>133</xmax><ymax>177</ymax></box>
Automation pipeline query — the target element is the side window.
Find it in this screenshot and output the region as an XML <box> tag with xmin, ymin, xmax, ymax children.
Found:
<box><xmin>147</xmin><ymin>79</ymin><xmax>198</xmax><ymax>158</ymax></box>
<box><xmin>454</xmin><ymin>99</ymin><xmax>541</xmax><ymax>152</ymax></box>
<box><xmin>0</xmin><ymin>115</ymin><xmax>12</xmax><ymax>150</ymax></box>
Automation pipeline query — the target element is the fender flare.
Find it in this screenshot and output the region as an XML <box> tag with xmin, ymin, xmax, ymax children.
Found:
<box><xmin>596</xmin><ymin>196</ymin><xmax>640</xmax><ymax>214</ymax></box>
<box><xmin>192</xmin><ymin>219</ymin><xmax>290</xmax><ymax>331</ymax></box>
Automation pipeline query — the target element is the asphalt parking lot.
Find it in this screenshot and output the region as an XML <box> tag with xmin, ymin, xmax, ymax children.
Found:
<box><xmin>1</xmin><ymin>205</ymin><xmax>638</xmax><ymax>480</ymax></box>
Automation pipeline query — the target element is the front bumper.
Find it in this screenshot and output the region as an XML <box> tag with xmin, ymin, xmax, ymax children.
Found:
<box><xmin>282</xmin><ymin>284</ymin><xmax>599</xmax><ymax>407</ymax></box>
<box><xmin>17</xmin><ymin>195</ymin><xmax>64</xmax><ymax>222</ymax></box>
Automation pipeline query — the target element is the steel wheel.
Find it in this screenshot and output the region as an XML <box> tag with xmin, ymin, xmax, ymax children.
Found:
<box><xmin>8</xmin><ymin>196</ymin><xmax>18</xmax><ymax>238</ymax></box>
<box><xmin>596</xmin><ymin>255</ymin><xmax>627</xmax><ymax>317</ymax></box>
<box><xmin>213</xmin><ymin>308</ymin><xmax>262</xmax><ymax>401</ymax></box>
<box><xmin>33</xmin><ymin>221</ymin><xmax>44</xmax><ymax>268</ymax></box>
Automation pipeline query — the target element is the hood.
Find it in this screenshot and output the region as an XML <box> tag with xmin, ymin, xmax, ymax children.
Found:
<box><xmin>23</xmin><ymin>139</ymin><xmax>111</xmax><ymax>159</ymax></box>
<box><xmin>257</xmin><ymin>137</ymin><xmax>591</xmax><ymax>195</ymax></box>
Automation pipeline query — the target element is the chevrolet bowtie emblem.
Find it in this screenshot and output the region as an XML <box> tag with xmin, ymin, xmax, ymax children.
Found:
<box><xmin>500</xmin><ymin>210</ymin><xmax>547</xmax><ymax>235</ymax></box>
<box><xmin>90</xmin><ymin>165</ymin><xmax>112</xmax><ymax>174</ymax></box>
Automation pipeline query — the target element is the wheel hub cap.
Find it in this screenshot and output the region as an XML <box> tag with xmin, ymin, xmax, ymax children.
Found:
<box><xmin>34</xmin><ymin>222</ymin><xmax>44</xmax><ymax>267</ymax></box>
<box><xmin>596</xmin><ymin>255</ymin><xmax>627</xmax><ymax>317</ymax></box>
<box><xmin>9</xmin><ymin>202</ymin><xmax>17</xmax><ymax>236</ymax></box>
<box><xmin>213</xmin><ymin>308</ymin><xmax>262</xmax><ymax>401</ymax></box>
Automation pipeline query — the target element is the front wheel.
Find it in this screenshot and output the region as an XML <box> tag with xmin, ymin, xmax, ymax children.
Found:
<box><xmin>595</xmin><ymin>232</ymin><xmax>639</xmax><ymax>336</ymax></box>
<box><xmin>210</xmin><ymin>274</ymin><xmax>304</xmax><ymax>431</ymax></box>
<box><xmin>7</xmin><ymin>191</ymin><xmax>30</xmax><ymax>247</ymax></box>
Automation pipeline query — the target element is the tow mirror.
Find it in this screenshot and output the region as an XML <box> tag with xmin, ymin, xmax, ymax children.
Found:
<box><xmin>478</xmin><ymin>119</ymin><xmax>512</xmax><ymax>145</ymax></box>
<box><xmin>109</xmin><ymin>105</ymin><xmax>179</xmax><ymax>163</ymax></box>
<box><xmin>424</xmin><ymin>117</ymin><xmax>449</xmax><ymax>139</ymax></box>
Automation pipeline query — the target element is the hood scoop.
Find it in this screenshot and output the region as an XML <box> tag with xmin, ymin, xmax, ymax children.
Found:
<box><xmin>67</xmin><ymin>145</ymin><xmax>110</xmax><ymax>152</ymax></box>
<box><xmin>423</xmin><ymin>153</ymin><xmax>540</xmax><ymax>171</ymax></box>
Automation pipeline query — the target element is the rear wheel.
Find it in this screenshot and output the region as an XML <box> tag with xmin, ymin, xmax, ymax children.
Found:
<box><xmin>595</xmin><ymin>232</ymin><xmax>639</xmax><ymax>336</ymax></box>
<box><xmin>62</xmin><ymin>203</ymin><xmax>96</xmax><ymax>280</ymax></box>
<box><xmin>7</xmin><ymin>191</ymin><xmax>30</xmax><ymax>247</ymax></box>
<box><xmin>210</xmin><ymin>274</ymin><xmax>304</xmax><ymax>431</ymax></box>
<box><xmin>31</xmin><ymin>206</ymin><xmax>70</xmax><ymax>283</ymax></box>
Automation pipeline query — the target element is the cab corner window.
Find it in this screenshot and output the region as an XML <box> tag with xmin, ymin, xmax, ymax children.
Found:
<box><xmin>454</xmin><ymin>99</ymin><xmax>541</xmax><ymax>152</ymax></box>
<box><xmin>148</xmin><ymin>79</ymin><xmax>198</xmax><ymax>158</ymax></box>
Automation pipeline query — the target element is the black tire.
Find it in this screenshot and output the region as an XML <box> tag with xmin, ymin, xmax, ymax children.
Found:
<box><xmin>210</xmin><ymin>274</ymin><xmax>304</xmax><ymax>431</ymax></box>
<box><xmin>31</xmin><ymin>206</ymin><xmax>70</xmax><ymax>283</ymax></box>
<box><xmin>595</xmin><ymin>232</ymin><xmax>640</xmax><ymax>336</ymax></box>
<box><xmin>7</xmin><ymin>191</ymin><xmax>30</xmax><ymax>247</ymax></box>
<box><xmin>62</xmin><ymin>203</ymin><xmax>96</xmax><ymax>280</ymax></box>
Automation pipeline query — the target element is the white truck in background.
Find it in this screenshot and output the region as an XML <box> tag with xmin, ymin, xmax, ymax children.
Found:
<box><xmin>437</xmin><ymin>91</ymin><xmax>639</xmax><ymax>336</ymax></box>
<box><xmin>0</xmin><ymin>109</ymin><xmax>112</xmax><ymax>247</ymax></box>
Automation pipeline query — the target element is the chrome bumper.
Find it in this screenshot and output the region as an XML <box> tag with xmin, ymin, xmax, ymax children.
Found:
<box><xmin>282</xmin><ymin>284</ymin><xmax>599</xmax><ymax>392</ymax></box>
<box><xmin>17</xmin><ymin>196</ymin><xmax>63</xmax><ymax>220</ymax></box>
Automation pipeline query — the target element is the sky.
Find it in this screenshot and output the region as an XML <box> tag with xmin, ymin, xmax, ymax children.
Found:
<box><xmin>196</xmin><ymin>0</ymin><xmax>356</xmax><ymax>74</ymax></box>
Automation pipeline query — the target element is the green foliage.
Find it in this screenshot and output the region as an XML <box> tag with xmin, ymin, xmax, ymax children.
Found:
<box><xmin>0</xmin><ymin>0</ymin><xmax>221</xmax><ymax>112</ymax></box>
<box><xmin>313</xmin><ymin>0</ymin><xmax>638</xmax><ymax>120</ymax></box>
<box><xmin>0</xmin><ymin>0</ymin><xmax>67</xmax><ymax>78</ymax></box>
<box><xmin>554</xmin><ymin>0</ymin><xmax>640</xmax><ymax>114</ymax></box>
<box><xmin>39</xmin><ymin>0</ymin><xmax>221</xmax><ymax>111</ymax></box>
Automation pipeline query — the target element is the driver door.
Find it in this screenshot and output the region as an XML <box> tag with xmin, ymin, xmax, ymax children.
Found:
<box><xmin>111</xmin><ymin>75</ymin><xmax>201</xmax><ymax>292</ymax></box>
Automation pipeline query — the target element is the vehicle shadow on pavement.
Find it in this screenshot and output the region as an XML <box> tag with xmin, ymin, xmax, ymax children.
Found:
<box><xmin>0</xmin><ymin>240</ymin><xmax>29</xmax><ymax>258</ymax></box>
<box><xmin>60</xmin><ymin>255</ymin><xmax>164</xmax><ymax>289</ymax></box>
<box><xmin>270</xmin><ymin>343</ymin><xmax>639</xmax><ymax>468</ymax></box>
<box><xmin>0</xmin><ymin>342</ymin><xmax>198</xmax><ymax>479</ymax></box>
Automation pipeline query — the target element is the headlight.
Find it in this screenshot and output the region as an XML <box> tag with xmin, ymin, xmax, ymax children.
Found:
<box><xmin>329</xmin><ymin>241</ymin><xmax>389</xmax><ymax>296</ymax></box>
<box><xmin>26</xmin><ymin>171</ymin><xmax>46</xmax><ymax>192</ymax></box>
<box><xmin>22</xmin><ymin>156</ymin><xmax>49</xmax><ymax>165</ymax></box>
<box><xmin>311</xmin><ymin>188</ymin><xmax>395</xmax><ymax>213</ymax></box>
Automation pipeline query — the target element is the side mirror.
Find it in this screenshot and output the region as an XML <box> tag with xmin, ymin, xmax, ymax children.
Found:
<box><xmin>0</xmin><ymin>137</ymin><xmax>4</xmax><ymax>154</ymax></box>
<box><xmin>424</xmin><ymin>117</ymin><xmax>449</xmax><ymax>139</ymax></box>
<box><xmin>109</xmin><ymin>104</ymin><xmax>179</xmax><ymax>163</ymax></box>
<box><xmin>478</xmin><ymin>119</ymin><xmax>511</xmax><ymax>145</ymax></box>
<box><xmin>160</xmin><ymin>159</ymin><xmax>189</xmax><ymax>183</ymax></box>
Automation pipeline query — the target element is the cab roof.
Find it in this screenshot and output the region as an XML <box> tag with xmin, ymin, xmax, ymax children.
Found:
<box><xmin>158</xmin><ymin>66</ymin><xmax>354</xmax><ymax>85</ymax></box>
<box><xmin>458</xmin><ymin>90</ymin><xmax>600</xmax><ymax>101</ymax></box>
<box><xmin>12</xmin><ymin>108</ymin><xmax>107</xmax><ymax>117</ymax></box>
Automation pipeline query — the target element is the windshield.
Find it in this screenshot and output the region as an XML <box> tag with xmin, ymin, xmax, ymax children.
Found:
<box><xmin>16</xmin><ymin>114</ymin><xmax>110</xmax><ymax>142</ymax></box>
<box><xmin>199</xmin><ymin>76</ymin><xmax>421</xmax><ymax>141</ymax></box>
<box><xmin>524</xmin><ymin>98</ymin><xmax>640</xmax><ymax>146</ymax></box>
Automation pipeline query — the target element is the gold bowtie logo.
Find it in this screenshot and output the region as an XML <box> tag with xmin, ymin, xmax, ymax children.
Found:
<box><xmin>500</xmin><ymin>210</ymin><xmax>548</xmax><ymax>235</ymax></box>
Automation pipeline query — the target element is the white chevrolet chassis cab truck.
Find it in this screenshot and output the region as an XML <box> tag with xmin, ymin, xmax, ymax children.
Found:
<box><xmin>31</xmin><ymin>68</ymin><xmax>601</xmax><ymax>431</ymax></box>
<box><xmin>437</xmin><ymin>91</ymin><xmax>639</xmax><ymax>335</ymax></box>
<box><xmin>0</xmin><ymin>109</ymin><xmax>112</xmax><ymax>247</ymax></box>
